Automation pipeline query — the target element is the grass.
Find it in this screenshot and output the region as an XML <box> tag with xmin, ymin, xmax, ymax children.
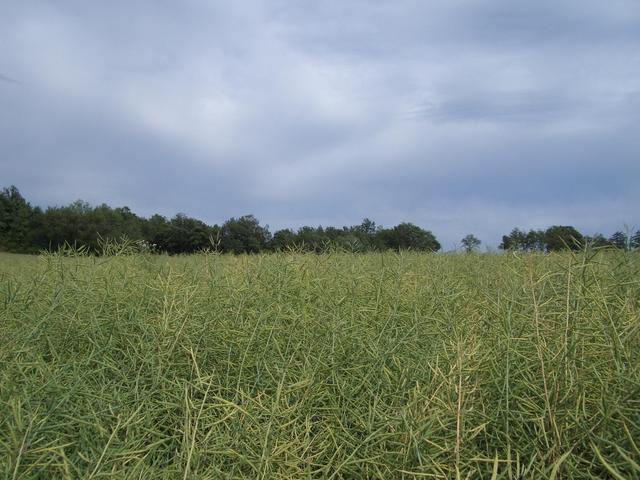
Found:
<box><xmin>0</xmin><ymin>249</ymin><xmax>639</xmax><ymax>478</ymax></box>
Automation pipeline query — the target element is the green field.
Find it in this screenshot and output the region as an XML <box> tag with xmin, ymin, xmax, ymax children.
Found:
<box><xmin>1</xmin><ymin>250</ymin><xmax>639</xmax><ymax>479</ymax></box>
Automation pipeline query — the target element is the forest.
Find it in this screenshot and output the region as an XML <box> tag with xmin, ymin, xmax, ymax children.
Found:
<box><xmin>1</xmin><ymin>185</ymin><xmax>638</xmax><ymax>254</ymax></box>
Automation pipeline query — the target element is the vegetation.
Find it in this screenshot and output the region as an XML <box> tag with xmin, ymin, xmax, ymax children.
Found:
<box><xmin>499</xmin><ymin>227</ymin><xmax>639</xmax><ymax>253</ymax></box>
<box><xmin>0</xmin><ymin>187</ymin><xmax>439</xmax><ymax>254</ymax></box>
<box><xmin>461</xmin><ymin>234</ymin><xmax>481</xmax><ymax>253</ymax></box>
<box><xmin>1</xmin><ymin>247</ymin><xmax>639</xmax><ymax>478</ymax></box>
<box><xmin>2</xmin><ymin>186</ymin><xmax>639</xmax><ymax>255</ymax></box>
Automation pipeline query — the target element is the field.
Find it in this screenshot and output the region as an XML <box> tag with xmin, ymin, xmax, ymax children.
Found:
<box><xmin>1</xmin><ymin>249</ymin><xmax>639</xmax><ymax>479</ymax></box>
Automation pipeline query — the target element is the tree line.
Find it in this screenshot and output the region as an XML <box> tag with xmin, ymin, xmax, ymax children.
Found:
<box><xmin>1</xmin><ymin>185</ymin><xmax>638</xmax><ymax>254</ymax></box>
<box><xmin>499</xmin><ymin>226</ymin><xmax>640</xmax><ymax>252</ymax></box>
<box><xmin>0</xmin><ymin>186</ymin><xmax>440</xmax><ymax>254</ymax></box>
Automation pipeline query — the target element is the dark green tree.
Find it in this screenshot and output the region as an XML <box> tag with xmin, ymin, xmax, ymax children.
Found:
<box><xmin>165</xmin><ymin>214</ymin><xmax>213</xmax><ymax>253</ymax></box>
<box><xmin>39</xmin><ymin>200</ymin><xmax>145</xmax><ymax>252</ymax></box>
<box><xmin>524</xmin><ymin>230</ymin><xmax>545</xmax><ymax>251</ymax></box>
<box><xmin>40</xmin><ymin>201</ymin><xmax>93</xmax><ymax>250</ymax></box>
<box><xmin>608</xmin><ymin>231</ymin><xmax>628</xmax><ymax>250</ymax></box>
<box><xmin>0</xmin><ymin>185</ymin><xmax>41</xmax><ymax>253</ymax></box>
<box><xmin>461</xmin><ymin>234</ymin><xmax>481</xmax><ymax>253</ymax></box>
<box><xmin>584</xmin><ymin>233</ymin><xmax>610</xmax><ymax>248</ymax></box>
<box><xmin>544</xmin><ymin>225</ymin><xmax>584</xmax><ymax>252</ymax></box>
<box><xmin>500</xmin><ymin>228</ymin><xmax>526</xmax><ymax>250</ymax></box>
<box><xmin>270</xmin><ymin>229</ymin><xmax>297</xmax><ymax>251</ymax></box>
<box><xmin>221</xmin><ymin>215</ymin><xmax>271</xmax><ymax>253</ymax></box>
<box><xmin>379</xmin><ymin>223</ymin><xmax>440</xmax><ymax>252</ymax></box>
<box><xmin>350</xmin><ymin>218</ymin><xmax>382</xmax><ymax>250</ymax></box>
<box><xmin>295</xmin><ymin>226</ymin><xmax>330</xmax><ymax>252</ymax></box>
<box><xmin>142</xmin><ymin>214</ymin><xmax>171</xmax><ymax>251</ymax></box>
<box><xmin>355</xmin><ymin>218</ymin><xmax>377</xmax><ymax>235</ymax></box>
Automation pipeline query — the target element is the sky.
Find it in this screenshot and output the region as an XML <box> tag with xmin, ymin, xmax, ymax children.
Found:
<box><xmin>1</xmin><ymin>1</ymin><xmax>639</xmax><ymax>249</ymax></box>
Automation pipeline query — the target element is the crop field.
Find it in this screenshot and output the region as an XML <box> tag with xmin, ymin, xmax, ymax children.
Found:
<box><xmin>1</xmin><ymin>249</ymin><xmax>639</xmax><ymax>479</ymax></box>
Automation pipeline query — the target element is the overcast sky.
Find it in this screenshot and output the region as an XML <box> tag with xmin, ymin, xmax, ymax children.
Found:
<box><xmin>1</xmin><ymin>1</ymin><xmax>639</xmax><ymax>248</ymax></box>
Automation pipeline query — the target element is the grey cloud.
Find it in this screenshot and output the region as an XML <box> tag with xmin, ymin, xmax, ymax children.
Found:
<box><xmin>409</xmin><ymin>91</ymin><xmax>581</xmax><ymax>123</ymax></box>
<box><xmin>1</xmin><ymin>0</ymin><xmax>639</xmax><ymax>247</ymax></box>
<box><xmin>274</xmin><ymin>0</ymin><xmax>640</xmax><ymax>56</ymax></box>
<box><xmin>0</xmin><ymin>73</ymin><xmax>22</xmax><ymax>84</ymax></box>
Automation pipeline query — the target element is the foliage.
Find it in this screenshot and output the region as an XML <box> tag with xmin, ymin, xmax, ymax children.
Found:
<box><xmin>0</xmin><ymin>186</ymin><xmax>41</xmax><ymax>253</ymax></box>
<box><xmin>39</xmin><ymin>201</ymin><xmax>146</xmax><ymax>252</ymax></box>
<box><xmin>500</xmin><ymin>228</ymin><xmax>545</xmax><ymax>251</ymax></box>
<box><xmin>1</xmin><ymin>185</ymin><xmax>638</xmax><ymax>255</ymax></box>
<box><xmin>1</xmin><ymin>186</ymin><xmax>445</xmax><ymax>254</ymax></box>
<box><xmin>270</xmin><ymin>228</ymin><xmax>297</xmax><ymax>251</ymax></box>
<box><xmin>221</xmin><ymin>215</ymin><xmax>271</xmax><ymax>254</ymax></box>
<box><xmin>1</xmin><ymin>250</ymin><xmax>638</xmax><ymax>478</ymax></box>
<box><xmin>378</xmin><ymin>222</ymin><xmax>441</xmax><ymax>252</ymax></box>
<box><xmin>544</xmin><ymin>225</ymin><xmax>585</xmax><ymax>252</ymax></box>
<box><xmin>583</xmin><ymin>233</ymin><xmax>610</xmax><ymax>248</ymax></box>
<box><xmin>500</xmin><ymin>226</ymin><xmax>593</xmax><ymax>252</ymax></box>
<box><xmin>609</xmin><ymin>231</ymin><xmax>629</xmax><ymax>250</ymax></box>
<box><xmin>460</xmin><ymin>233</ymin><xmax>481</xmax><ymax>252</ymax></box>
<box><xmin>164</xmin><ymin>214</ymin><xmax>215</xmax><ymax>253</ymax></box>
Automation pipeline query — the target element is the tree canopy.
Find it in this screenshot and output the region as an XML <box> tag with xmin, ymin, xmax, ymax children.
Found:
<box><xmin>1</xmin><ymin>185</ymin><xmax>637</xmax><ymax>255</ymax></box>
<box><xmin>461</xmin><ymin>234</ymin><xmax>481</xmax><ymax>253</ymax></box>
<box><xmin>0</xmin><ymin>186</ymin><xmax>445</xmax><ymax>254</ymax></box>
